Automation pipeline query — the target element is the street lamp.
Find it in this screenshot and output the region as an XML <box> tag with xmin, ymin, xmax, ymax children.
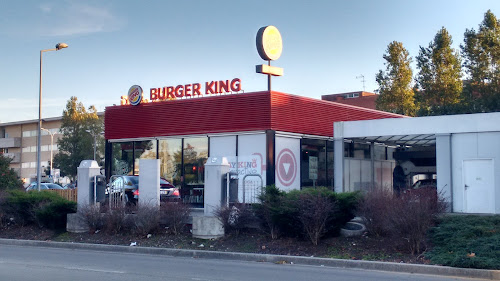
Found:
<box><xmin>37</xmin><ymin>43</ymin><xmax>68</xmax><ymax>191</ymax></box>
<box><xmin>85</xmin><ymin>130</ymin><xmax>97</xmax><ymax>161</ymax></box>
<box><xmin>40</xmin><ymin>128</ymin><xmax>54</xmax><ymax>179</ymax></box>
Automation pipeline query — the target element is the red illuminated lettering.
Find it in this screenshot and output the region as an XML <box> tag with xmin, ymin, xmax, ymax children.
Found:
<box><xmin>219</xmin><ymin>80</ymin><xmax>229</xmax><ymax>93</ymax></box>
<box><xmin>193</xmin><ymin>83</ymin><xmax>201</xmax><ymax>96</ymax></box>
<box><xmin>158</xmin><ymin>87</ymin><xmax>166</xmax><ymax>100</ymax></box>
<box><xmin>150</xmin><ymin>88</ymin><xmax>159</xmax><ymax>100</ymax></box>
<box><xmin>206</xmin><ymin>81</ymin><xmax>215</xmax><ymax>95</ymax></box>
<box><xmin>230</xmin><ymin>78</ymin><xmax>241</xmax><ymax>92</ymax></box>
<box><xmin>175</xmin><ymin>85</ymin><xmax>184</xmax><ymax>97</ymax></box>
<box><xmin>166</xmin><ymin>86</ymin><xmax>175</xmax><ymax>99</ymax></box>
<box><xmin>185</xmin><ymin>84</ymin><xmax>191</xmax><ymax>97</ymax></box>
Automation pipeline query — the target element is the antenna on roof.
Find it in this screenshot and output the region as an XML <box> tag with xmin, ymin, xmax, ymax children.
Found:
<box><xmin>356</xmin><ymin>75</ymin><xmax>366</xmax><ymax>91</ymax></box>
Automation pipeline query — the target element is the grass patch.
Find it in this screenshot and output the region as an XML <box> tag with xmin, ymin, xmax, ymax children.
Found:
<box><xmin>426</xmin><ymin>215</ymin><xmax>500</xmax><ymax>269</ymax></box>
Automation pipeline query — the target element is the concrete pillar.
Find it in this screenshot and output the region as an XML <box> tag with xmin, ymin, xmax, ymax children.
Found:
<box><xmin>139</xmin><ymin>159</ymin><xmax>160</xmax><ymax>208</ymax></box>
<box><xmin>334</xmin><ymin>122</ymin><xmax>345</xmax><ymax>193</ymax></box>
<box><xmin>204</xmin><ymin>157</ymin><xmax>230</xmax><ymax>216</ymax></box>
<box><xmin>436</xmin><ymin>134</ymin><xmax>453</xmax><ymax>212</ymax></box>
<box><xmin>77</xmin><ymin>160</ymin><xmax>101</xmax><ymax>208</ymax></box>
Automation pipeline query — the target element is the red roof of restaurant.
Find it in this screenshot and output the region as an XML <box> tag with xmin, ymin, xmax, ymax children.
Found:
<box><xmin>104</xmin><ymin>91</ymin><xmax>403</xmax><ymax>140</ymax></box>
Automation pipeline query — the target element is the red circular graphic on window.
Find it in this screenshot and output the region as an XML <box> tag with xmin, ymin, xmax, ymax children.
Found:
<box><xmin>276</xmin><ymin>148</ymin><xmax>297</xmax><ymax>187</ymax></box>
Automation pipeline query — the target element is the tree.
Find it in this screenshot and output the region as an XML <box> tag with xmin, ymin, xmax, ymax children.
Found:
<box><xmin>415</xmin><ymin>27</ymin><xmax>463</xmax><ymax>115</ymax></box>
<box><xmin>461</xmin><ymin>10</ymin><xmax>500</xmax><ymax>112</ymax></box>
<box><xmin>53</xmin><ymin>97</ymin><xmax>103</xmax><ymax>181</ymax></box>
<box><xmin>0</xmin><ymin>154</ymin><xmax>22</xmax><ymax>190</ymax></box>
<box><xmin>376</xmin><ymin>41</ymin><xmax>416</xmax><ymax>116</ymax></box>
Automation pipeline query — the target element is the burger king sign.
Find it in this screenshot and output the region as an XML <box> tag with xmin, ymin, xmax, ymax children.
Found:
<box><xmin>128</xmin><ymin>85</ymin><xmax>143</xmax><ymax>106</ymax></box>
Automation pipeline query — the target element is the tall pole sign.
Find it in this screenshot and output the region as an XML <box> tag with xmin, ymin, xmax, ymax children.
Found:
<box><xmin>256</xmin><ymin>26</ymin><xmax>284</xmax><ymax>92</ymax></box>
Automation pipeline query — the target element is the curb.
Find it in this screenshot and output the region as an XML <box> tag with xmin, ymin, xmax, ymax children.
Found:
<box><xmin>0</xmin><ymin>238</ymin><xmax>498</xmax><ymax>280</ymax></box>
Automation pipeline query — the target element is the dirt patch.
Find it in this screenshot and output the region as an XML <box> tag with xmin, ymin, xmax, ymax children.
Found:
<box><xmin>0</xmin><ymin>225</ymin><xmax>429</xmax><ymax>264</ymax></box>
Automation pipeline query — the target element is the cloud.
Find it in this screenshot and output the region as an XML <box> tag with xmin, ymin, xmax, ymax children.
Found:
<box><xmin>1</xmin><ymin>1</ymin><xmax>124</xmax><ymax>38</ymax></box>
<box><xmin>42</xmin><ymin>1</ymin><xmax>124</xmax><ymax>37</ymax></box>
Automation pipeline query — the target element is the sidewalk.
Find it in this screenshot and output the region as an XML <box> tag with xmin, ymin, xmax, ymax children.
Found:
<box><xmin>0</xmin><ymin>238</ymin><xmax>498</xmax><ymax>280</ymax></box>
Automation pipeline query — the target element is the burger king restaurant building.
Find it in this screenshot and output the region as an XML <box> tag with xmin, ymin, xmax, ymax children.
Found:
<box><xmin>104</xmin><ymin>89</ymin><xmax>401</xmax><ymax>206</ymax></box>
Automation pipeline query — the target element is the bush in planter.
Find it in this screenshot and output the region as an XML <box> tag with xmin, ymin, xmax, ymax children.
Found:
<box><xmin>2</xmin><ymin>190</ymin><xmax>76</xmax><ymax>229</ymax></box>
<box><xmin>214</xmin><ymin>202</ymin><xmax>255</xmax><ymax>236</ymax></box>
<box><xmin>161</xmin><ymin>202</ymin><xmax>190</xmax><ymax>235</ymax></box>
<box><xmin>254</xmin><ymin>185</ymin><xmax>287</xmax><ymax>239</ymax></box>
<box><xmin>357</xmin><ymin>187</ymin><xmax>446</xmax><ymax>254</ymax></box>
<box><xmin>291</xmin><ymin>187</ymin><xmax>336</xmax><ymax>245</ymax></box>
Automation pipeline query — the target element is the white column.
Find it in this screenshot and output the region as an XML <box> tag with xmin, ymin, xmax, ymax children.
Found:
<box><xmin>139</xmin><ymin>159</ymin><xmax>160</xmax><ymax>208</ymax></box>
<box><xmin>77</xmin><ymin>160</ymin><xmax>101</xmax><ymax>208</ymax></box>
<box><xmin>436</xmin><ymin>134</ymin><xmax>452</xmax><ymax>212</ymax></box>
<box><xmin>334</xmin><ymin>122</ymin><xmax>345</xmax><ymax>193</ymax></box>
<box><xmin>204</xmin><ymin>157</ymin><xmax>230</xmax><ymax>216</ymax></box>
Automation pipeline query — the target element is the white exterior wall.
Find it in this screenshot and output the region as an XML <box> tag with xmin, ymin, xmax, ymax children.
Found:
<box><xmin>210</xmin><ymin>136</ymin><xmax>236</xmax><ymax>157</ymax></box>
<box><xmin>451</xmin><ymin>132</ymin><xmax>500</xmax><ymax>214</ymax></box>
<box><xmin>209</xmin><ymin>133</ymin><xmax>267</xmax><ymax>203</ymax></box>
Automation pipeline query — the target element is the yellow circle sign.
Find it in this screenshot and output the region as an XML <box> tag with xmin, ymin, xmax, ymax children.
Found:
<box><xmin>256</xmin><ymin>26</ymin><xmax>283</xmax><ymax>61</ymax></box>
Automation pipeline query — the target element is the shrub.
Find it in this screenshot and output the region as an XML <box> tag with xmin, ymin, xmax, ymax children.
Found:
<box><xmin>357</xmin><ymin>187</ymin><xmax>446</xmax><ymax>254</ymax></box>
<box><xmin>78</xmin><ymin>204</ymin><xmax>105</xmax><ymax>233</ymax></box>
<box><xmin>103</xmin><ymin>204</ymin><xmax>128</xmax><ymax>234</ymax></box>
<box><xmin>330</xmin><ymin>191</ymin><xmax>360</xmax><ymax>235</ymax></box>
<box><xmin>254</xmin><ymin>185</ymin><xmax>286</xmax><ymax>239</ymax></box>
<box><xmin>214</xmin><ymin>203</ymin><xmax>255</xmax><ymax>236</ymax></box>
<box><xmin>357</xmin><ymin>188</ymin><xmax>394</xmax><ymax>236</ymax></box>
<box><xmin>294</xmin><ymin>188</ymin><xmax>335</xmax><ymax>245</ymax></box>
<box><xmin>391</xmin><ymin>188</ymin><xmax>446</xmax><ymax>254</ymax></box>
<box><xmin>426</xmin><ymin>215</ymin><xmax>500</xmax><ymax>269</ymax></box>
<box><xmin>3</xmin><ymin>190</ymin><xmax>76</xmax><ymax>229</ymax></box>
<box><xmin>161</xmin><ymin>202</ymin><xmax>190</xmax><ymax>235</ymax></box>
<box><xmin>129</xmin><ymin>203</ymin><xmax>161</xmax><ymax>236</ymax></box>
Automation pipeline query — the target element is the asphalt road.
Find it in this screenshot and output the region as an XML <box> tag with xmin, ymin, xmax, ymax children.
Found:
<box><xmin>0</xmin><ymin>244</ymin><xmax>485</xmax><ymax>281</ymax></box>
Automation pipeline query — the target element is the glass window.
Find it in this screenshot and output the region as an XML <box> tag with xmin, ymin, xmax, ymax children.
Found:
<box><xmin>111</xmin><ymin>142</ymin><xmax>133</xmax><ymax>175</ymax></box>
<box><xmin>183</xmin><ymin>138</ymin><xmax>208</xmax><ymax>186</ymax></box>
<box><xmin>134</xmin><ymin>140</ymin><xmax>157</xmax><ymax>175</ymax></box>
<box><xmin>183</xmin><ymin>137</ymin><xmax>208</xmax><ymax>206</ymax></box>
<box><xmin>301</xmin><ymin>139</ymin><xmax>328</xmax><ymax>188</ymax></box>
<box><xmin>327</xmin><ymin>140</ymin><xmax>334</xmax><ymax>188</ymax></box>
<box><xmin>159</xmin><ymin>139</ymin><xmax>182</xmax><ymax>187</ymax></box>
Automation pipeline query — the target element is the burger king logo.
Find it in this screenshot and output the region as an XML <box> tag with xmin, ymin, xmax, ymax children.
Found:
<box><xmin>128</xmin><ymin>85</ymin><xmax>143</xmax><ymax>106</ymax></box>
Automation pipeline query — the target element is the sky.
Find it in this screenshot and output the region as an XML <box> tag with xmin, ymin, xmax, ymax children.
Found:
<box><xmin>0</xmin><ymin>0</ymin><xmax>499</xmax><ymax>123</ymax></box>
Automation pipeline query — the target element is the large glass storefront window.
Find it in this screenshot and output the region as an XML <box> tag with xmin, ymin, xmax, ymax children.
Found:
<box><xmin>158</xmin><ymin>139</ymin><xmax>182</xmax><ymax>186</ymax></box>
<box><xmin>134</xmin><ymin>140</ymin><xmax>157</xmax><ymax>175</ymax></box>
<box><xmin>182</xmin><ymin>138</ymin><xmax>208</xmax><ymax>206</ymax></box>
<box><xmin>111</xmin><ymin>142</ymin><xmax>133</xmax><ymax>175</ymax></box>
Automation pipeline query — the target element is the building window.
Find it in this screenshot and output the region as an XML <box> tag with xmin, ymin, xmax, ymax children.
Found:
<box><xmin>301</xmin><ymin>139</ymin><xmax>331</xmax><ymax>188</ymax></box>
<box><xmin>159</xmin><ymin>139</ymin><xmax>182</xmax><ymax>187</ymax></box>
<box><xmin>111</xmin><ymin>142</ymin><xmax>133</xmax><ymax>175</ymax></box>
<box><xmin>134</xmin><ymin>140</ymin><xmax>157</xmax><ymax>175</ymax></box>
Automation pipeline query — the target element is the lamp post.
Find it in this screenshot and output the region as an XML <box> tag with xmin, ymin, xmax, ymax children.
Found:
<box><xmin>40</xmin><ymin>128</ymin><xmax>54</xmax><ymax>179</ymax></box>
<box><xmin>85</xmin><ymin>130</ymin><xmax>97</xmax><ymax>160</ymax></box>
<box><xmin>37</xmin><ymin>43</ymin><xmax>68</xmax><ymax>191</ymax></box>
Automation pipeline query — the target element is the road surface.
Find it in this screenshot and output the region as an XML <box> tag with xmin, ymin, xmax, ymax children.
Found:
<box><xmin>0</xmin><ymin>244</ymin><xmax>484</xmax><ymax>281</ymax></box>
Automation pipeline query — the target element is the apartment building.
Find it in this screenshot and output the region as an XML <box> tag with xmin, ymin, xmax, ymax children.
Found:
<box><xmin>0</xmin><ymin>117</ymin><xmax>63</xmax><ymax>184</ymax></box>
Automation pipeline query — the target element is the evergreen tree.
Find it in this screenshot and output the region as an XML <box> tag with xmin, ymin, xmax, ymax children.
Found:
<box><xmin>376</xmin><ymin>41</ymin><xmax>416</xmax><ymax>116</ymax></box>
<box><xmin>0</xmin><ymin>154</ymin><xmax>22</xmax><ymax>190</ymax></box>
<box><xmin>53</xmin><ymin>97</ymin><xmax>103</xmax><ymax>181</ymax></box>
<box><xmin>461</xmin><ymin>10</ymin><xmax>500</xmax><ymax>112</ymax></box>
<box><xmin>415</xmin><ymin>27</ymin><xmax>463</xmax><ymax>116</ymax></box>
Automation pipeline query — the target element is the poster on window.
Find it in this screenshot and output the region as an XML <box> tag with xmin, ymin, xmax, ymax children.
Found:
<box><xmin>226</xmin><ymin>155</ymin><xmax>263</xmax><ymax>203</ymax></box>
<box><xmin>309</xmin><ymin>156</ymin><xmax>318</xmax><ymax>180</ymax></box>
<box><xmin>275</xmin><ymin>136</ymin><xmax>300</xmax><ymax>191</ymax></box>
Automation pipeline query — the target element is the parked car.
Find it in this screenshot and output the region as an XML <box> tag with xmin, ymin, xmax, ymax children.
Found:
<box><xmin>26</xmin><ymin>182</ymin><xmax>64</xmax><ymax>192</ymax></box>
<box><xmin>108</xmin><ymin>175</ymin><xmax>180</xmax><ymax>204</ymax></box>
<box><xmin>411</xmin><ymin>179</ymin><xmax>437</xmax><ymax>189</ymax></box>
<box><xmin>63</xmin><ymin>183</ymin><xmax>76</xmax><ymax>189</ymax></box>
